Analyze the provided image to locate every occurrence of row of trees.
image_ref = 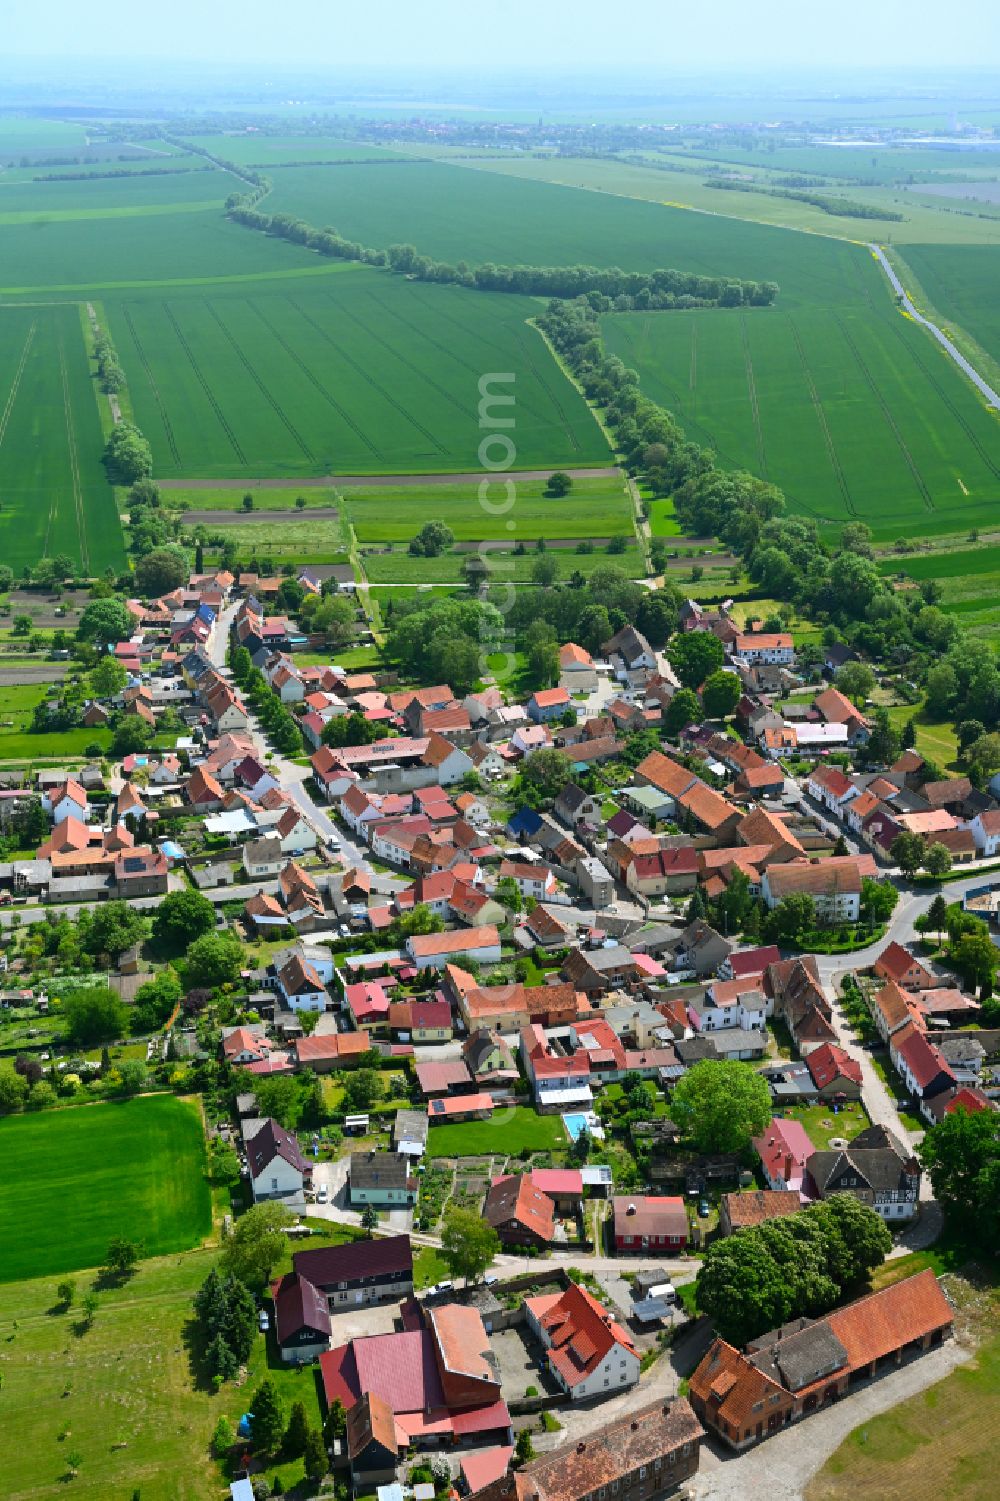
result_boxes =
[226,199,777,309]
[103,421,153,485]
[93,327,125,394]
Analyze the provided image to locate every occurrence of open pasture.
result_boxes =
[603,301,1000,537]
[0,1095,212,1283]
[0,304,124,572]
[108,270,610,478]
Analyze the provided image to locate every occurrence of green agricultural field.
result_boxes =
[0,117,91,158]
[427,1104,567,1158]
[878,544,1000,580]
[346,474,631,541]
[180,131,409,165]
[0,168,228,219]
[261,158,881,309]
[0,304,125,572]
[108,271,610,477]
[668,141,1000,184]
[361,542,646,584]
[603,301,1000,537]
[895,244,1000,387]
[0,1096,212,1282]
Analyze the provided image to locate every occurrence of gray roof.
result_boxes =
[393,1109,429,1146]
[350,1151,411,1190]
[751,1321,849,1392]
[936,1036,985,1065]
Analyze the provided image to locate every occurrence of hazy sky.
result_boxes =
[5,0,1000,71]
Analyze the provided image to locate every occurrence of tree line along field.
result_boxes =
[106,271,610,477]
[0,1095,212,1283]
[602,299,1000,540]
[0,304,125,572]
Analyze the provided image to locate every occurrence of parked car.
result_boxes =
[258,1309,270,1332]
[315,1183,329,1204]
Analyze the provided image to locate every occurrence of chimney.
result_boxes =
[577,1442,586,1454]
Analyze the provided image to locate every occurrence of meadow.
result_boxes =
[0,1096,212,1282]
[106,271,610,477]
[0,303,125,572]
[603,301,1000,537]
[361,541,646,584]
[427,1104,567,1158]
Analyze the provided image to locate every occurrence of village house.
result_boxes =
[806,1124,921,1221]
[293,1234,413,1310]
[612,1195,689,1253]
[526,1281,640,1400]
[348,1151,417,1209]
[246,1118,310,1202]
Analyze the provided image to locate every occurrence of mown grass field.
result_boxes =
[427,1104,567,1158]
[107,271,610,477]
[603,302,1000,537]
[0,1096,212,1282]
[361,542,646,583]
[0,304,125,572]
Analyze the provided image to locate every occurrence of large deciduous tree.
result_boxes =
[669,1059,772,1154]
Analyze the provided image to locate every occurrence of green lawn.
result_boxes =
[0,1096,212,1282]
[427,1104,567,1159]
[777,1100,869,1151]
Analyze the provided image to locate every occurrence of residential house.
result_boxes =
[731,632,794,666]
[348,1151,417,1209]
[890,1023,957,1102]
[806,1042,863,1100]
[502,1399,704,1501]
[345,1392,399,1488]
[526,1281,640,1401]
[612,1195,688,1253]
[761,862,862,923]
[806,1124,921,1222]
[753,1118,814,1198]
[873,942,935,991]
[271,1271,332,1362]
[274,952,328,1012]
[246,1118,310,1202]
[971,810,1000,856]
[407,926,502,971]
[558,641,598,693]
[483,1173,555,1248]
[718,1189,801,1236]
[293,1234,414,1309]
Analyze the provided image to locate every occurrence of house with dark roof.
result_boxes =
[805,1124,921,1222]
[346,1391,400,1488]
[349,1151,417,1208]
[271,1270,332,1362]
[483,1174,555,1247]
[293,1234,414,1309]
[246,1118,310,1202]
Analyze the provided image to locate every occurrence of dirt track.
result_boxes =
[158,466,622,490]
[180,507,340,524]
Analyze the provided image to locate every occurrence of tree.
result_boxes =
[811,1194,892,1287]
[134,546,188,597]
[81,1291,99,1326]
[520,746,572,804]
[891,830,926,879]
[131,970,183,1035]
[242,492,255,512]
[546,472,573,497]
[152,888,216,953]
[323,1399,347,1447]
[77,598,133,646]
[440,1207,500,1283]
[670,1059,772,1154]
[61,986,127,1047]
[342,1068,383,1112]
[118,1059,148,1096]
[762,892,816,945]
[924,663,959,719]
[860,878,899,925]
[967,732,1000,781]
[701,670,741,720]
[86,900,147,959]
[952,927,1000,996]
[222,1202,292,1289]
[103,421,152,483]
[89,655,128,699]
[284,1400,311,1458]
[303,1426,328,1481]
[111,718,153,756]
[924,842,953,879]
[183,930,244,990]
[667,631,724,689]
[249,1378,284,1452]
[866,707,901,766]
[515,1429,536,1464]
[102,1236,141,1278]
[494,876,523,914]
[252,1074,300,1128]
[0,1070,29,1113]
[919,1106,1000,1240]
[212,1415,236,1458]
[834,661,875,703]
[716,868,756,936]
[664,687,701,737]
[531,554,559,589]
[927,893,949,940]
[56,1278,76,1308]
[361,1202,379,1235]
[408,520,455,558]
[695,1227,799,1346]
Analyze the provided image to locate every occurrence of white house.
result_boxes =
[971,810,1000,856]
[730,633,795,666]
[806,765,858,816]
[525,1281,640,1401]
[46,780,88,825]
[274,952,329,1012]
[275,807,318,855]
[692,978,770,1033]
[246,1118,310,1201]
[761,863,861,923]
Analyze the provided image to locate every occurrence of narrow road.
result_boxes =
[870,243,1000,410]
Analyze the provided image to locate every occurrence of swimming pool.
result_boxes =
[563,1111,604,1142]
